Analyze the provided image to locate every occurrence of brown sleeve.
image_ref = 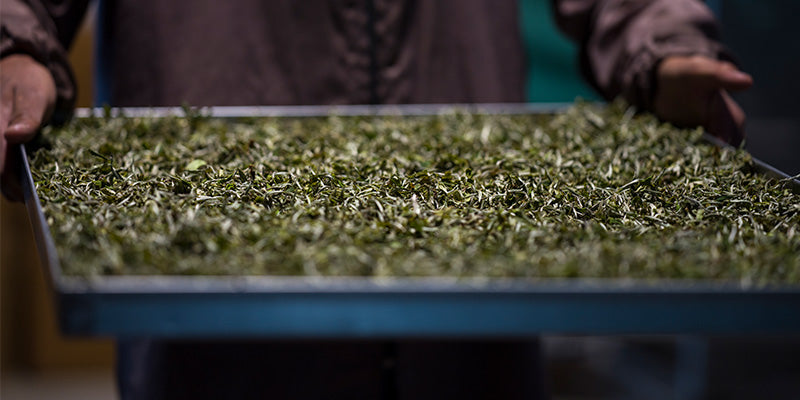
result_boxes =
[552,0,735,111]
[1,0,90,115]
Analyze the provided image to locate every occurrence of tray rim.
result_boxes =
[73,102,574,118]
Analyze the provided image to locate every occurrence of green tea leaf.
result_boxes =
[185,159,207,171]
[31,102,800,283]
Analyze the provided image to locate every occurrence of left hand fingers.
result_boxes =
[691,58,753,92]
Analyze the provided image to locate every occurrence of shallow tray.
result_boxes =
[18,104,800,338]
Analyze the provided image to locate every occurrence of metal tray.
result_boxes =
[17,104,800,338]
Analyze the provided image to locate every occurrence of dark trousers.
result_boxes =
[117,339,544,399]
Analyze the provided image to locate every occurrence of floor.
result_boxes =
[1,369,118,400]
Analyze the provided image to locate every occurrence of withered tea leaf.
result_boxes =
[31,102,800,283]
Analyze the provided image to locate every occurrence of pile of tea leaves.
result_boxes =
[31,102,800,283]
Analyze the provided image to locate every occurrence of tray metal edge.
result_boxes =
[56,286,800,337]
[19,144,65,292]
[21,107,800,336]
[73,103,574,119]
[53,274,800,295]
[703,133,800,193]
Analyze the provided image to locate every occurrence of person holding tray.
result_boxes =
[0,0,752,399]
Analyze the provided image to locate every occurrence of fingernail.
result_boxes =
[730,70,752,82]
[6,121,36,135]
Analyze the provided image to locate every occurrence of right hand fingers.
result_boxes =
[0,54,57,200]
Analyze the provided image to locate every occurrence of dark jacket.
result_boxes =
[2,0,732,110]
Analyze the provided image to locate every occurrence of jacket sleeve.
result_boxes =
[552,0,735,111]
[1,0,90,113]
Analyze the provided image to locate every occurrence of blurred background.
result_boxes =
[721,0,800,176]
[2,1,798,399]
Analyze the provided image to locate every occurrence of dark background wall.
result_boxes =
[722,1,800,175]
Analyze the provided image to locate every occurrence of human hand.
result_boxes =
[653,55,753,146]
[1,54,56,200]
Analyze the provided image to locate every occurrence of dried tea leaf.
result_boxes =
[31,102,800,283]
